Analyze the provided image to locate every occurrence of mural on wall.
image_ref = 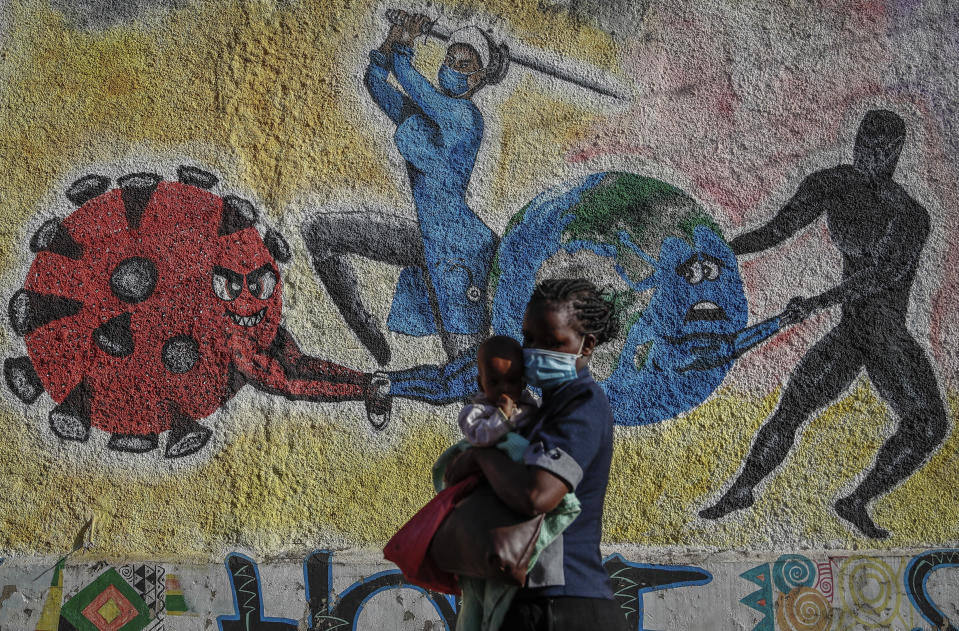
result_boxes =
[740,552,959,631]
[58,567,152,631]
[0,0,958,574]
[490,171,785,426]
[299,12,790,426]
[4,167,391,458]
[28,559,173,631]
[905,550,959,631]
[700,110,950,540]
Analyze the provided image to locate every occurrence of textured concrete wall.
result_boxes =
[0,0,957,629]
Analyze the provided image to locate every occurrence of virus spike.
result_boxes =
[108,432,158,453]
[165,403,212,458]
[29,218,83,260]
[65,174,110,207]
[176,165,219,189]
[92,313,134,357]
[49,381,91,442]
[3,356,44,404]
[110,257,158,304]
[219,196,258,235]
[264,228,292,263]
[161,335,199,374]
[117,172,162,230]
[8,289,83,336]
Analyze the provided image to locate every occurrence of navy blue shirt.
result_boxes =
[521,367,615,599]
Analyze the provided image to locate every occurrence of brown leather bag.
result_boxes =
[428,481,545,585]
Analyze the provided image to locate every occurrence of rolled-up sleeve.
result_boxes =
[522,391,601,491]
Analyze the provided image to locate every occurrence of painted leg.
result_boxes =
[837,331,948,539]
[307,255,392,366]
[300,210,424,366]
[700,325,863,519]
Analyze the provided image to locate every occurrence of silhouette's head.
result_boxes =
[853,109,906,180]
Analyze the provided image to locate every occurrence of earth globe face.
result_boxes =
[490,171,748,426]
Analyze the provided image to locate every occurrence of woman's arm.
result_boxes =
[446,448,569,516]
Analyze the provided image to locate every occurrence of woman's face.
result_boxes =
[522,301,595,369]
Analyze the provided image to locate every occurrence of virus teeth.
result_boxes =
[226,308,266,327]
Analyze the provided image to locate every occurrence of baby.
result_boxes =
[458,335,538,447]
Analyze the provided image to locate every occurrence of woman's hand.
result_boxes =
[444,448,481,485]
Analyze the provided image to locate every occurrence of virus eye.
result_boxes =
[212,266,244,301]
[247,265,277,300]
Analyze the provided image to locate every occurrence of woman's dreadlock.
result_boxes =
[530,278,620,347]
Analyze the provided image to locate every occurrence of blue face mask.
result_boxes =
[438,64,472,97]
[522,339,584,390]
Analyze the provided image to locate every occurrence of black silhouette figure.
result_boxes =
[699,109,949,539]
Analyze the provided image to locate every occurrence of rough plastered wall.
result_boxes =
[0,0,958,629]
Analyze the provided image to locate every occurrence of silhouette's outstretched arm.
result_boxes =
[730,174,827,256]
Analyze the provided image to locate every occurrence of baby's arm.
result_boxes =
[458,402,514,448]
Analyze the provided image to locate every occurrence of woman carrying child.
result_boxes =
[445,278,627,631]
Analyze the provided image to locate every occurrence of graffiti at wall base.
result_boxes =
[0,551,955,630]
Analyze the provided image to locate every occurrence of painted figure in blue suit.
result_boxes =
[302,11,508,409]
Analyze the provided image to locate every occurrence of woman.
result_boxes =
[445,278,627,631]
[302,11,508,404]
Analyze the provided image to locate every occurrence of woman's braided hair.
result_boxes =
[530,278,620,347]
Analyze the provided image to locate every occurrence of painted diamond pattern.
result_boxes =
[81,584,138,631]
[61,568,150,631]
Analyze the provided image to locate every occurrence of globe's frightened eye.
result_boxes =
[677,255,723,284]
[678,259,704,284]
[212,266,244,301]
[702,260,720,281]
[247,265,278,300]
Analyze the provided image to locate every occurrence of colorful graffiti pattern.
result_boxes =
[4,550,955,629]
[740,552,959,631]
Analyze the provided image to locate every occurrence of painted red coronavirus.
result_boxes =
[4,167,390,458]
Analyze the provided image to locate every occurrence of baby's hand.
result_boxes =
[496,393,517,418]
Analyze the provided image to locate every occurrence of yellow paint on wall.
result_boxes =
[1,387,955,560]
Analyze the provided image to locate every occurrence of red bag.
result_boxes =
[383,474,481,595]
